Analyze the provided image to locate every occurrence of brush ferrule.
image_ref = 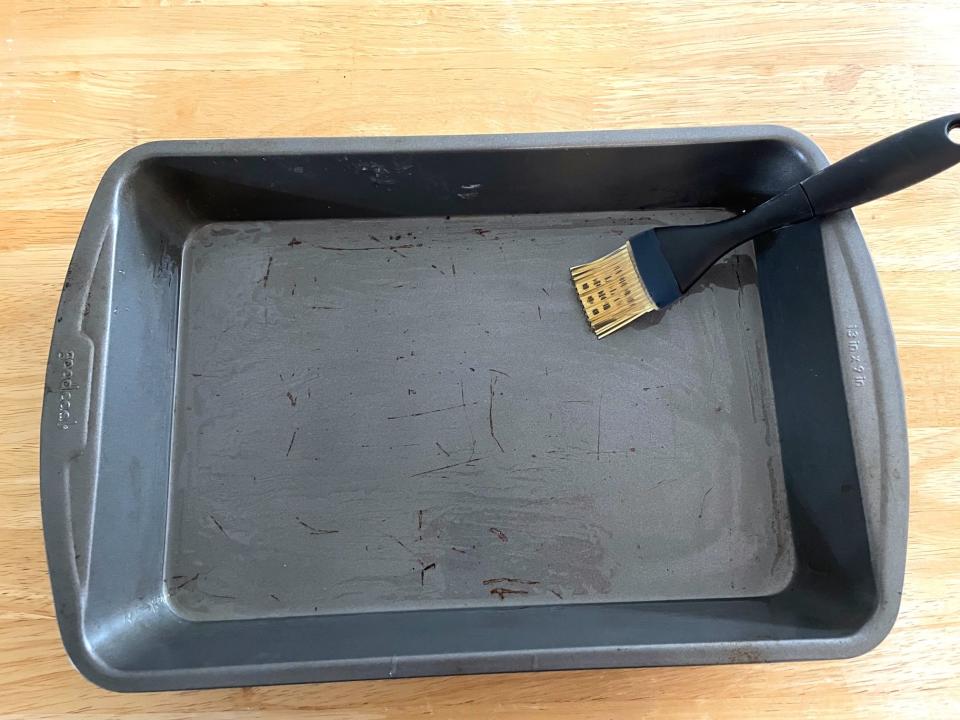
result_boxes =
[626,229,682,307]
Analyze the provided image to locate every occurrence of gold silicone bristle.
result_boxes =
[570,243,658,338]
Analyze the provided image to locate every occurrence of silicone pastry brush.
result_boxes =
[571,114,960,338]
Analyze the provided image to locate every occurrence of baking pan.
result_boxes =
[41,127,908,691]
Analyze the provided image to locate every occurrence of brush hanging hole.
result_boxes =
[949,121,960,145]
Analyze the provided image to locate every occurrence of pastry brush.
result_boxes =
[572,114,960,338]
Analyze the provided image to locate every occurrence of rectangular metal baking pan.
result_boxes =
[41,126,908,691]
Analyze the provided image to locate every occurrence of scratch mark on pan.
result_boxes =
[460,379,477,453]
[209,515,228,537]
[388,402,477,420]
[296,517,339,535]
[596,392,603,461]
[489,377,504,452]
[435,441,450,457]
[410,457,485,478]
[650,477,681,491]
[321,240,421,251]
[481,578,539,586]
[489,527,508,542]
[420,562,436,586]
[286,391,297,407]
[172,572,200,591]
[457,181,481,197]
[488,369,511,377]
[388,535,415,554]
[260,256,273,287]
[490,587,527,600]
[537,305,542,320]
[286,428,298,457]
[698,487,714,519]
[541,287,550,296]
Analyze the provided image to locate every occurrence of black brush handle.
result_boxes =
[801,113,960,215]
[659,114,960,291]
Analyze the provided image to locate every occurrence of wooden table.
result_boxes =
[2,1,959,716]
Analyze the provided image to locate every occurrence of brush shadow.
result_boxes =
[622,253,759,333]
[686,252,758,295]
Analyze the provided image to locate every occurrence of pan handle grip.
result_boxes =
[41,212,113,588]
[801,113,960,216]
[43,229,108,448]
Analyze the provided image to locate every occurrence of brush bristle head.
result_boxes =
[570,243,658,338]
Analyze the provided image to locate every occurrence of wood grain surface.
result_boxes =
[2,0,959,716]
